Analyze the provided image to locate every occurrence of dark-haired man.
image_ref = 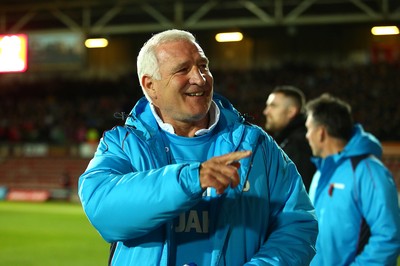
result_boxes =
[306,94,400,265]
[263,86,315,191]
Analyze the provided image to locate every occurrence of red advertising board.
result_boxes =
[6,189,50,202]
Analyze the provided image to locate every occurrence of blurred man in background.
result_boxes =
[263,86,315,191]
[78,29,317,265]
[305,94,400,265]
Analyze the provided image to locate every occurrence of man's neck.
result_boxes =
[171,115,210,137]
[150,101,220,137]
[322,138,347,158]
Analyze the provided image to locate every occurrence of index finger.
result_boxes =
[221,150,252,165]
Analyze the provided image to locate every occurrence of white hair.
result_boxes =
[137,29,197,101]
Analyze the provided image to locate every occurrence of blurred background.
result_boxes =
[0,0,399,201]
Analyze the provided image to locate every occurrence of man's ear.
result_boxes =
[319,126,326,142]
[142,75,157,100]
[287,105,298,120]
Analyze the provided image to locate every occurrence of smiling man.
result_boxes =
[78,29,317,266]
[140,36,213,137]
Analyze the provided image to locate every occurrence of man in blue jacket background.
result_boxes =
[306,94,400,265]
[78,29,318,265]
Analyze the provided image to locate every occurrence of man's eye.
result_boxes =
[200,64,209,71]
[178,67,188,73]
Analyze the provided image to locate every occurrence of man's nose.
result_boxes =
[263,106,270,115]
[189,67,206,85]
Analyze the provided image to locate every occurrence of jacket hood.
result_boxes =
[124,93,245,140]
[342,123,382,159]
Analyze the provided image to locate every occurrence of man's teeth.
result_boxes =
[187,92,204,96]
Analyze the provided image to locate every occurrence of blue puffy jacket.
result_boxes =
[79,95,318,265]
[309,124,400,265]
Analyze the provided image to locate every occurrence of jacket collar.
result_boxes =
[149,101,220,136]
[273,113,306,144]
[125,94,243,141]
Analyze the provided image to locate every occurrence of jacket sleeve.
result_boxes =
[78,127,204,243]
[352,158,400,265]
[245,136,318,265]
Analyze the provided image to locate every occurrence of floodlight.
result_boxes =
[215,32,243,42]
[0,34,28,73]
[85,38,109,48]
[371,26,399,36]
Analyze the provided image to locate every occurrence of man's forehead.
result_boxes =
[266,93,276,104]
[267,93,286,105]
[306,113,316,126]
[157,40,207,60]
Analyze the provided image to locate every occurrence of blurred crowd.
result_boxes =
[0,62,399,145]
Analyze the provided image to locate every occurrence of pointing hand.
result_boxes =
[199,150,251,194]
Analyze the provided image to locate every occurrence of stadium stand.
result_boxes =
[0,63,399,199]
